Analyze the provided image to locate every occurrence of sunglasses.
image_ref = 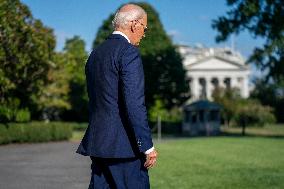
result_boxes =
[134,19,148,33]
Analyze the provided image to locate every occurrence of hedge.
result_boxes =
[0,122,73,145]
[149,121,182,135]
[0,125,10,144]
[71,122,88,131]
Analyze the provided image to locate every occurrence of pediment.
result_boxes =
[186,56,246,70]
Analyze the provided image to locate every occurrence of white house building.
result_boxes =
[179,45,250,101]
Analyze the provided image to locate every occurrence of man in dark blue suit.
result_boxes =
[76,4,158,189]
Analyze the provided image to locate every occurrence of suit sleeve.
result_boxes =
[120,46,153,153]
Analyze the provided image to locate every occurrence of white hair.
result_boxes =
[112,4,146,29]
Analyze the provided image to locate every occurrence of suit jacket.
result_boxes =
[76,34,153,158]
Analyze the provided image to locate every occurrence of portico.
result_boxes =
[188,72,249,100]
[179,45,250,101]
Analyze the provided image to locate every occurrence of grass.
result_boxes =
[71,124,284,142]
[72,125,284,188]
[221,124,284,137]
[71,130,85,141]
[150,137,284,189]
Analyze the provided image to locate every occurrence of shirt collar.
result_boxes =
[112,31,130,43]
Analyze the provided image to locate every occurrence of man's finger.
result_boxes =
[144,157,151,167]
[144,157,157,169]
[144,158,151,168]
[147,160,155,169]
[144,150,158,168]
[147,161,156,169]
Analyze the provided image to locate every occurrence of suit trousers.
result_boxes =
[88,156,150,189]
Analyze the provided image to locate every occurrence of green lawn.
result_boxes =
[71,130,85,141]
[221,124,284,137]
[150,137,284,189]
[72,125,284,188]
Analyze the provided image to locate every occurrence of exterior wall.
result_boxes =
[182,121,220,136]
[182,109,221,136]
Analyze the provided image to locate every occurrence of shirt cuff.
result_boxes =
[144,146,155,155]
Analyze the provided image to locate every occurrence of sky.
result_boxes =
[21,0,264,79]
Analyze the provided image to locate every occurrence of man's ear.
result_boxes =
[130,21,137,33]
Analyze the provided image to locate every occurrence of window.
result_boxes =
[199,110,204,122]
[185,112,191,123]
[210,110,219,121]
[191,111,197,123]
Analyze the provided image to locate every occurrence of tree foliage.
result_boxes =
[148,98,182,123]
[93,15,114,48]
[0,0,56,120]
[251,78,284,122]
[0,98,31,123]
[212,87,275,130]
[62,36,88,121]
[92,2,189,109]
[234,99,275,135]
[37,52,72,120]
[212,87,241,127]
[212,0,284,82]
[37,36,88,121]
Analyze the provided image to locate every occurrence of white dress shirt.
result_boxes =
[112,31,130,43]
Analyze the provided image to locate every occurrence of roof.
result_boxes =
[186,55,249,70]
[178,45,249,71]
[183,100,222,111]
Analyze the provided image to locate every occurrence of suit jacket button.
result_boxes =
[137,140,142,147]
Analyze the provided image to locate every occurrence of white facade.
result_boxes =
[179,45,250,101]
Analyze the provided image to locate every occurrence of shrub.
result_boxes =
[234,100,276,127]
[0,98,31,123]
[50,122,73,140]
[15,109,31,123]
[8,123,52,143]
[0,124,10,144]
[70,122,88,131]
[149,121,182,134]
[0,106,14,123]
[149,98,182,123]
[8,123,28,143]
[25,122,52,142]
[0,122,73,144]
[232,100,276,136]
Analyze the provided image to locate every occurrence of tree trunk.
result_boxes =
[241,120,246,136]
[225,118,230,128]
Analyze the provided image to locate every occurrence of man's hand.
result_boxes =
[144,149,158,169]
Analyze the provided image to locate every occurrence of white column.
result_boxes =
[205,77,212,100]
[218,76,225,89]
[243,76,249,98]
[191,77,199,100]
[231,77,237,89]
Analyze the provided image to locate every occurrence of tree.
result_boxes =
[92,15,114,48]
[212,87,241,127]
[148,98,169,123]
[234,99,276,135]
[0,0,56,120]
[212,0,284,83]
[37,52,72,120]
[93,2,189,109]
[212,87,275,133]
[62,36,88,121]
[251,78,284,122]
